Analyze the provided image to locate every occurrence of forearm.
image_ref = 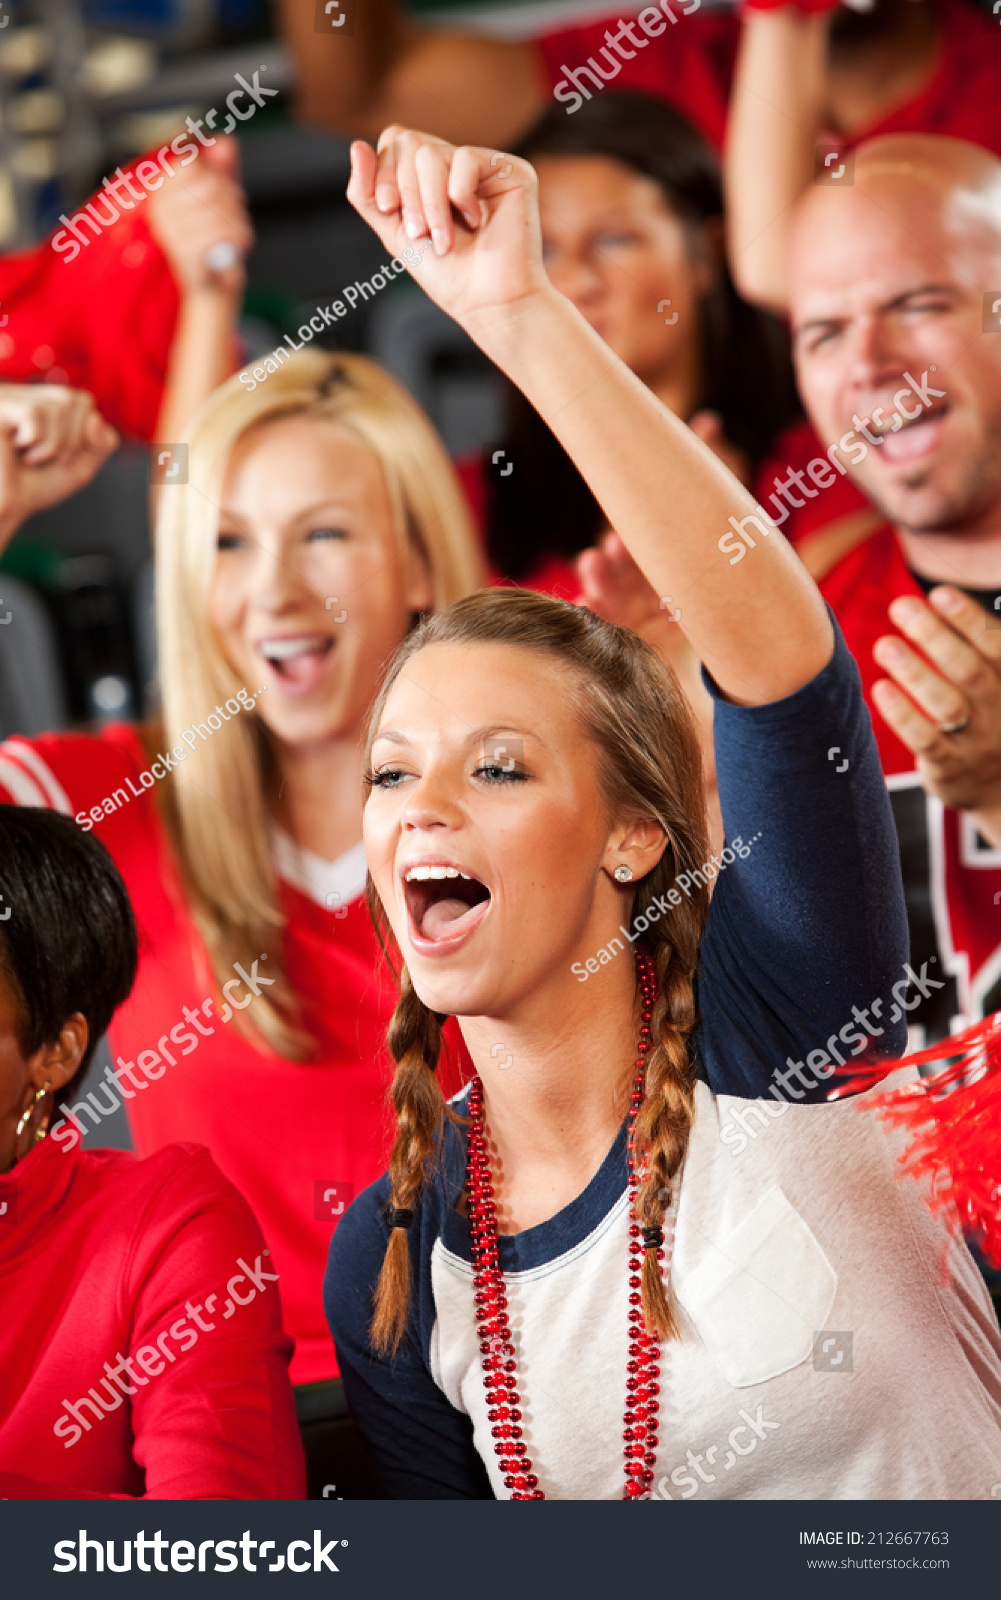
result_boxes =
[154,288,239,445]
[725,9,828,311]
[279,0,544,146]
[280,0,408,135]
[467,287,832,704]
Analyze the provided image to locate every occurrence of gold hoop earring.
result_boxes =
[14,1081,51,1159]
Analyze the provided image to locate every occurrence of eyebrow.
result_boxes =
[372,723,540,749]
[219,499,356,526]
[794,282,963,340]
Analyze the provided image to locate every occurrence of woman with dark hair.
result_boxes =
[0,806,305,1499]
[318,126,1001,1501]
[472,91,870,597]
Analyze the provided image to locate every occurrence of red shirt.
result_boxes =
[820,525,1001,1041]
[0,726,467,1384]
[538,0,1001,157]
[0,1135,305,1498]
[0,155,196,441]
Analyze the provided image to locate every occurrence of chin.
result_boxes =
[260,699,355,747]
[403,957,495,1022]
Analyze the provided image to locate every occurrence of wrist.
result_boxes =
[176,278,244,308]
[462,283,581,370]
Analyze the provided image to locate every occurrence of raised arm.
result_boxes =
[277,0,546,147]
[347,129,832,706]
[147,136,251,446]
[724,6,831,312]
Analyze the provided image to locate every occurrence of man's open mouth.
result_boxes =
[869,403,949,465]
[403,862,491,945]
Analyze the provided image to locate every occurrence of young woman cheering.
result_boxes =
[323,129,1001,1498]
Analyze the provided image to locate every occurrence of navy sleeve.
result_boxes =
[324,1176,492,1500]
[694,614,909,1101]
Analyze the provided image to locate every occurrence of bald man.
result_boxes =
[776,134,1001,1049]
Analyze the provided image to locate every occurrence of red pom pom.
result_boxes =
[862,1013,1001,1266]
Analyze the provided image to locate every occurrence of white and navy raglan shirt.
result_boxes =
[325,624,1001,1498]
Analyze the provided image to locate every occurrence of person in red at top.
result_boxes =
[0,133,250,443]
[278,0,1001,167]
[0,805,306,1500]
[0,349,483,1442]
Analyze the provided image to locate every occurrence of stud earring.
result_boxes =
[614,864,633,884]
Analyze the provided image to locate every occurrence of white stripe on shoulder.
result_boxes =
[0,752,48,807]
[0,740,72,813]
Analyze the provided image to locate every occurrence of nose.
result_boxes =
[844,313,910,395]
[246,533,314,614]
[545,242,604,308]
[400,762,465,835]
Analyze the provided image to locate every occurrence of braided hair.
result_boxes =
[365,589,710,1354]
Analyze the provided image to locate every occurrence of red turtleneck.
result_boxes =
[0,1135,306,1499]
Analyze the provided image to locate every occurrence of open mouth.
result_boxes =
[869,404,949,466]
[256,634,334,693]
[403,862,491,948]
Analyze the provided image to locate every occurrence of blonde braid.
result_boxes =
[632,940,700,1341]
[370,971,450,1355]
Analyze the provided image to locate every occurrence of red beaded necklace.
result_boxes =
[466,950,663,1500]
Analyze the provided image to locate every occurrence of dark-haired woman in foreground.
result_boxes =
[0,808,305,1499]
[324,128,1001,1499]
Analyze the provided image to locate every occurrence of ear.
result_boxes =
[604,817,669,884]
[26,1012,89,1098]
[404,537,434,615]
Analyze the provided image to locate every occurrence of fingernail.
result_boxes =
[930,586,963,615]
[376,186,396,212]
[432,227,450,257]
[404,212,425,240]
[877,639,905,663]
[890,595,922,622]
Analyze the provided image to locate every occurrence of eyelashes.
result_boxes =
[364,765,530,789]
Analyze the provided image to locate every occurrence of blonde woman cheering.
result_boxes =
[0,351,482,1406]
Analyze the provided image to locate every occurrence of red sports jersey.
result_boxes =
[820,526,1001,1044]
[538,0,1001,158]
[0,725,467,1385]
[0,1136,305,1498]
